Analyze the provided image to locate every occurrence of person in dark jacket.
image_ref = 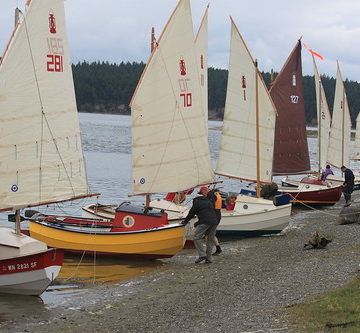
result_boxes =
[207,188,223,255]
[341,165,355,207]
[183,186,218,264]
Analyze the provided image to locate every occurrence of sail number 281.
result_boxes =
[46,37,64,72]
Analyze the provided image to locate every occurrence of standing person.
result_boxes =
[182,187,218,264]
[341,165,355,207]
[321,164,334,181]
[208,188,223,255]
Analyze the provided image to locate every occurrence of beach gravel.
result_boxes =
[1,198,360,333]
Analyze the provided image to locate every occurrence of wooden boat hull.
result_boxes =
[278,185,343,206]
[0,248,63,296]
[84,197,291,238]
[29,221,186,259]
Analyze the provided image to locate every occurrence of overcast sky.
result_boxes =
[1,0,360,81]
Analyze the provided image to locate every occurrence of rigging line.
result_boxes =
[21,10,77,199]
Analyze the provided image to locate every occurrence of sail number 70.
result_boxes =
[179,78,192,107]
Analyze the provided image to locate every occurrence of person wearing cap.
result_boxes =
[341,165,355,207]
[182,186,218,264]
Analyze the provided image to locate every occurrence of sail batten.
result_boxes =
[215,18,276,184]
[270,41,311,175]
[130,0,213,194]
[0,0,89,210]
[327,62,352,168]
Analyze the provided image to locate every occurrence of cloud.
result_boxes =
[0,0,359,81]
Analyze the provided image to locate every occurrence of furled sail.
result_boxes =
[0,0,89,211]
[270,41,311,175]
[313,55,331,171]
[130,0,213,194]
[215,18,276,184]
[353,112,360,160]
[327,62,352,168]
[194,5,209,129]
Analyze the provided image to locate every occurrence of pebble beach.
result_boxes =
[1,196,360,333]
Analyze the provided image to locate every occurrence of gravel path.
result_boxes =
[1,198,360,333]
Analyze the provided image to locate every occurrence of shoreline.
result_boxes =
[1,197,360,332]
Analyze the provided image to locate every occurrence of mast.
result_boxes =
[255,59,260,198]
[318,75,322,173]
[151,27,155,53]
[15,210,21,235]
[342,84,345,167]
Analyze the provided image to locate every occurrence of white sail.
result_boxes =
[327,62,352,168]
[313,56,331,171]
[215,18,276,184]
[195,5,209,129]
[0,0,88,211]
[354,112,360,159]
[130,0,213,194]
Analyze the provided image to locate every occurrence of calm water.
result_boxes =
[0,113,354,313]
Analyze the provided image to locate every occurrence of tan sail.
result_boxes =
[313,55,331,171]
[327,62,352,168]
[354,112,360,160]
[0,0,89,211]
[195,4,209,129]
[215,18,276,184]
[130,0,213,194]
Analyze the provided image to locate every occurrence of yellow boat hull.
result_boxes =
[29,221,185,259]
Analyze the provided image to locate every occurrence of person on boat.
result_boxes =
[341,166,355,207]
[182,186,218,264]
[321,165,334,181]
[225,196,236,210]
[208,188,223,256]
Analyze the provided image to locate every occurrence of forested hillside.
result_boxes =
[72,61,360,126]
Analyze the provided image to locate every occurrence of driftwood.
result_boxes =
[304,231,332,249]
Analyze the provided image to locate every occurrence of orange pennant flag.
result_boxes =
[301,40,324,60]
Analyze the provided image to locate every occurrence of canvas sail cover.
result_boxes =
[313,56,331,171]
[130,0,213,194]
[194,5,209,129]
[353,112,360,160]
[270,41,311,175]
[327,62,352,168]
[0,0,88,211]
[215,18,276,184]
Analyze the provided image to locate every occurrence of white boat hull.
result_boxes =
[0,265,62,296]
[0,227,64,296]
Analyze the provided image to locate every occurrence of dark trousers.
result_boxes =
[343,184,354,201]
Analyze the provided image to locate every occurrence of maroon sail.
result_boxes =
[270,40,311,175]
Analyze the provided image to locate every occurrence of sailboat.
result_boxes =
[0,1,72,295]
[83,2,213,231]
[212,17,291,235]
[270,41,342,206]
[29,0,214,256]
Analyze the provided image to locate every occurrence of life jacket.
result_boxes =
[214,192,222,210]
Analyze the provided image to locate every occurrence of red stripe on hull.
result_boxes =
[0,249,64,275]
